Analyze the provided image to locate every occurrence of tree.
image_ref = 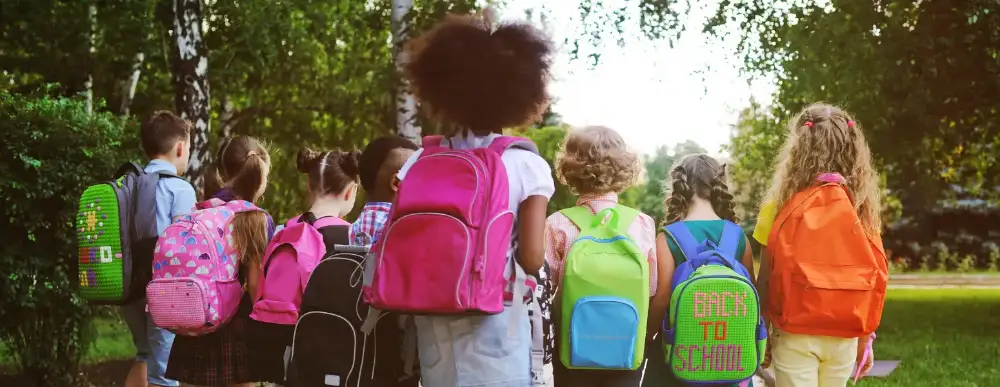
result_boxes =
[680,0,1000,215]
[724,99,785,226]
[168,0,211,194]
[392,0,420,143]
[0,90,137,386]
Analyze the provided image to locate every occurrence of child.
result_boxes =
[390,8,555,387]
[753,103,884,387]
[349,136,419,245]
[644,154,757,387]
[122,111,196,387]
[545,125,661,387]
[165,135,274,387]
[298,147,362,249]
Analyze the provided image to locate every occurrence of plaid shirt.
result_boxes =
[545,193,659,294]
[349,202,392,245]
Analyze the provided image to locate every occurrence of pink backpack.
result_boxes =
[250,214,348,325]
[363,135,538,315]
[147,199,261,336]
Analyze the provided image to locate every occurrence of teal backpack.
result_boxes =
[558,205,650,370]
[661,221,766,385]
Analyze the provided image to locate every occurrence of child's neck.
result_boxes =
[368,190,394,203]
[310,198,346,219]
[685,197,721,221]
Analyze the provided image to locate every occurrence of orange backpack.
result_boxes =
[766,181,888,338]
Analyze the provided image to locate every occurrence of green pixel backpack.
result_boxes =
[76,162,178,304]
[558,205,650,370]
[661,221,766,384]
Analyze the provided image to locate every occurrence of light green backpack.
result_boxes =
[558,205,650,370]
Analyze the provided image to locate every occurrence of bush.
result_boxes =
[0,89,136,386]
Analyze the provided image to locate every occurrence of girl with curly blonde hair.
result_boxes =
[545,126,662,386]
[753,103,883,387]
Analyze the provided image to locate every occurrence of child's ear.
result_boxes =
[175,141,184,158]
[390,174,401,193]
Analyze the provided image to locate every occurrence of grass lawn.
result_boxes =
[0,315,134,370]
[3,289,1000,387]
[858,288,1000,387]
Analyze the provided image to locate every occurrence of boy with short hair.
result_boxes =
[122,111,197,387]
[349,135,419,245]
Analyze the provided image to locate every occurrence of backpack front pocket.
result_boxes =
[147,278,208,330]
[784,263,876,335]
[569,296,639,369]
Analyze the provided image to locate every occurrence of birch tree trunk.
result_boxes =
[391,0,420,143]
[84,3,97,115]
[171,0,211,193]
[119,52,145,116]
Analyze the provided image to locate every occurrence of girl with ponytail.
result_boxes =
[292,147,362,249]
[643,154,757,387]
[166,135,275,387]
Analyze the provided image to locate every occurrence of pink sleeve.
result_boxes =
[544,217,567,290]
[641,214,659,294]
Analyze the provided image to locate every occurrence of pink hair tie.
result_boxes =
[847,120,856,128]
[804,121,814,128]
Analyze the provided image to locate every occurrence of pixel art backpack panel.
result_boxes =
[147,199,261,336]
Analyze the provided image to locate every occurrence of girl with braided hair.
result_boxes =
[643,154,757,387]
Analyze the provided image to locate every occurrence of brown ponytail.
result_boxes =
[214,136,271,202]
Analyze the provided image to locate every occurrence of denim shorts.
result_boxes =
[121,297,179,387]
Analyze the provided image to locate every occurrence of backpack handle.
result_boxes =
[559,205,638,234]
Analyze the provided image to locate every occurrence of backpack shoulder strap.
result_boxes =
[422,135,445,148]
[114,162,144,178]
[663,222,701,261]
[312,216,348,229]
[558,206,595,231]
[487,136,539,155]
[716,220,743,263]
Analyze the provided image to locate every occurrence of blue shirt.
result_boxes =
[144,160,197,234]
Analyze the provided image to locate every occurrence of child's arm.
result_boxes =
[517,195,548,275]
[758,248,772,328]
[741,236,757,286]
[649,233,675,337]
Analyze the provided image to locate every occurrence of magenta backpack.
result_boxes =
[147,199,261,336]
[363,135,538,315]
[250,214,349,325]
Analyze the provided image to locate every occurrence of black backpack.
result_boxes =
[285,244,418,387]
[76,162,179,305]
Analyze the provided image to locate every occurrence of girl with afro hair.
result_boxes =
[395,8,556,387]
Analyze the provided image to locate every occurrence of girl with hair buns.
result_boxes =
[391,7,556,387]
[642,154,757,387]
[166,135,275,387]
[292,147,362,250]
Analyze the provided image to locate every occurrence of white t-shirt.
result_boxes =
[397,131,555,387]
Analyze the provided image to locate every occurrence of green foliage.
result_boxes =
[633,141,707,225]
[0,90,135,386]
[511,126,576,214]
[724,99,785,227]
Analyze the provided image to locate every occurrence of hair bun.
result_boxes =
[339,150,362,178]
[296,148,323,173]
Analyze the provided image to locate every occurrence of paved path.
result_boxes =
[889,273,1000,288]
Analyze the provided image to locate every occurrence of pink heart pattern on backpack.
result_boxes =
[147,199,261,336]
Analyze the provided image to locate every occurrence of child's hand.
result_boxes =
[762,338,773,368]
[853,333,876,383]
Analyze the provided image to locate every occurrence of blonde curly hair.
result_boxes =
[763,102,882,235]
[556,126,641,195]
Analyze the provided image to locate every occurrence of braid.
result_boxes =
[709,165,740,223]
[664,166,692,224]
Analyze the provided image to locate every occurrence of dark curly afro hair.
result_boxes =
[404,9,553,133]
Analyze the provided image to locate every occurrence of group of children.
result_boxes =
[111,9,885,387]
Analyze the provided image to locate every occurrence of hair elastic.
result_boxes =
[804,121,814,128]
[847,120,855,128]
